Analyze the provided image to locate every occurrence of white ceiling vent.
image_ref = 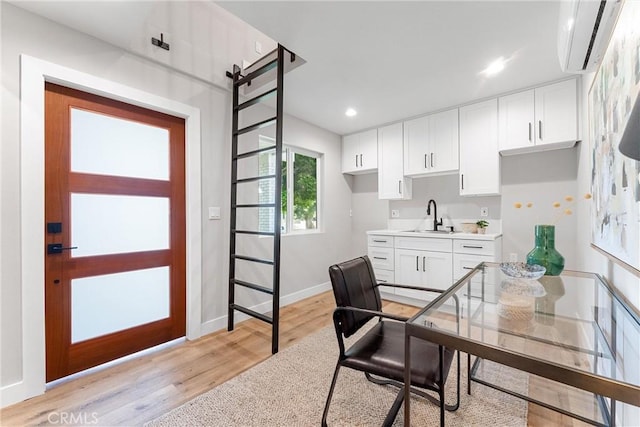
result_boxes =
[557,0,623,73]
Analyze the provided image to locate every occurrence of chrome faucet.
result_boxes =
[426,199,443,232]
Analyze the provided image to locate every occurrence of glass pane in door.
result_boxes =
[71,193,169,257]
[71,266,170,343]
[70,108,169,180]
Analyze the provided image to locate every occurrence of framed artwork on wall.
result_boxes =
[589,0,640,276]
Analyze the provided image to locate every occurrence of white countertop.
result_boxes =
[367,229,502,240]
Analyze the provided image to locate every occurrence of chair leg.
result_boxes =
[382,387,405,427]
[321,363,341,427]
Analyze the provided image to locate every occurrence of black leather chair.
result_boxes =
[322,255,459,426]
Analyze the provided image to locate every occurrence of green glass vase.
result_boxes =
[526,225,564,276]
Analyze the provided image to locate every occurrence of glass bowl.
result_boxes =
[499,262,546,280]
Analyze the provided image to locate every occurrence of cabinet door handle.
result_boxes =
[355,154,358,168]
[424,154,428,169]
[462,245,483,249]
[398,180,402,194]
[528,122,532,141]
[416,256,419,271]
[538,120,542,140]
[378,279,388,283]
[461,174,464,190]
[372,239,387,243]
[422,256,426,272]
[360,154,363,167]
[373,256,387,260]
[463,266,474,270]
[430,153,434,168]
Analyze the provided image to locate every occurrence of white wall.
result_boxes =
[389,174,501,229]
[350,173,388,257]
[1,2,350,398]
[500,148,579,267]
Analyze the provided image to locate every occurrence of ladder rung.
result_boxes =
[234,174,276,184]
[235,145,276,160]
[235,116,277,136]
[233,203,275,209]
[231,279,274,295]
[231,304,273,324]
[235,58,278,87]
[237,88,278,111]
[233,229,275,236]
[232,254,274,265]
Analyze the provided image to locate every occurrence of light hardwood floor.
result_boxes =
[1,291,591,426]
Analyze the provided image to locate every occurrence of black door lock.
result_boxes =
[47,243,78,254]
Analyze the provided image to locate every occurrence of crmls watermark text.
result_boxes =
[47,411,99,425]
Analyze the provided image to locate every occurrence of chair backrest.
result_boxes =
[328,256,382,338]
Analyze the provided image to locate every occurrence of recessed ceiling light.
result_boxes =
[345,108,357,117]
[482,57,506,76]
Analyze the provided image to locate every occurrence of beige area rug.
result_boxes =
[147,325,528,426]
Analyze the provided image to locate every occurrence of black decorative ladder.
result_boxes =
[227,44,298,354]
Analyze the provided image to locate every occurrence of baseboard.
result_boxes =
[200,281,331,336]
[0,380,26,409]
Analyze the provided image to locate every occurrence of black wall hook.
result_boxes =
[151,33,170,51]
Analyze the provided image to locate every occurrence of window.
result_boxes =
[258,137,322,234]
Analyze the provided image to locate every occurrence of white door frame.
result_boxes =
[7,55,202,406]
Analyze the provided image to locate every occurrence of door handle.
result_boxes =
[47,243,78,254]
[424,154,427,169]
[360,154,363,167]
[430,153,434,168]
[416,256,419,271]
[355,154,358,168]
[422,256,426,272]
[528,122,532,141]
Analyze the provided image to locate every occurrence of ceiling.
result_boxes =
[217,1,569,135]
[11,1,570,136]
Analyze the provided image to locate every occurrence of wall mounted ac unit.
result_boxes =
[557,0,623,73]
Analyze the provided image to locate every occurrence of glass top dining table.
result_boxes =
[403,262,640,426]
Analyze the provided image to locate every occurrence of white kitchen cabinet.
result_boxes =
[368,235,395,289]
[459,99,500,196]
[341,128,378,174]
[394,248,453,301]
[378,122,412,200]
[499,79,578,153]
[367,231,502,304]
[404,108,459,177]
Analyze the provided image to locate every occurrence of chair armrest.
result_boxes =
[333,306,409,323]
[376,282,445,294]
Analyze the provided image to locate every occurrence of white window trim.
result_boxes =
[258,137,323,235]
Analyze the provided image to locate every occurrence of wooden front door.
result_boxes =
[44,83,186,381]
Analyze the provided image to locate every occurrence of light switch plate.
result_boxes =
[208,207,221,220]
[391,209,400,218]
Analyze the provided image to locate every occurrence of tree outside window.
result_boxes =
[258,138,321,234]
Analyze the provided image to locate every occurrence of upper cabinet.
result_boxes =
[459,99,500,196]
[403,108,459,177]
[378,123,412,200]
[341,129,378,174]
[498,79,578,153]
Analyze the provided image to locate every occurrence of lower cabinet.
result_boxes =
[368,233,502,305]
[394,248,453,300]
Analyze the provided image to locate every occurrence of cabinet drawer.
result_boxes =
[453,253,492,281]
[395,236,452,253]
[368,247,394,270]
[373,269,394,285]
[368,235,394,248]
[453,239,495,256]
